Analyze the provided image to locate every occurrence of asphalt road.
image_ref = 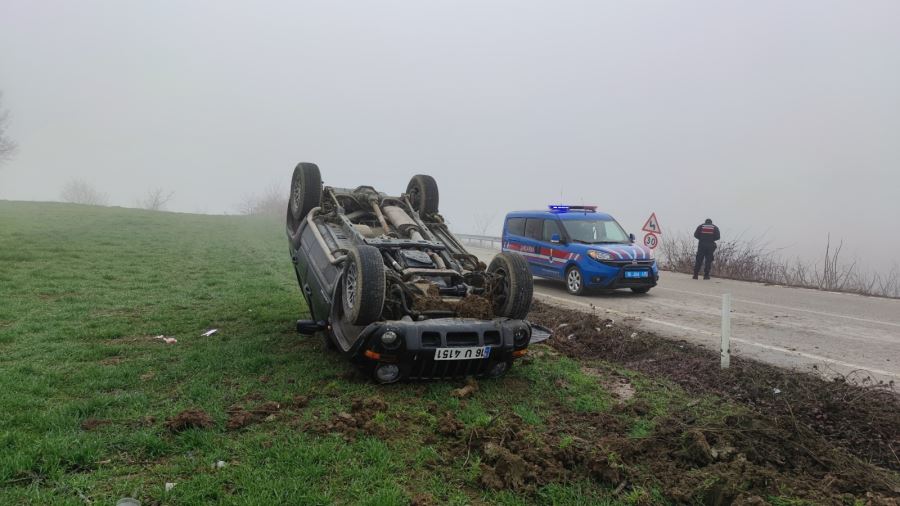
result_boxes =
[467,245,900,383]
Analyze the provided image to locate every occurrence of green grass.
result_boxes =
[0,201,739,504]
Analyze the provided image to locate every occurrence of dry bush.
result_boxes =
[0,92,17,165]
[659,233,899,298]
[238,183,287,217]
[60,179,109,206]
[138,188,175,211]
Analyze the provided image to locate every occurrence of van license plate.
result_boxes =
[625,271,649,279]
[434,346,491,360]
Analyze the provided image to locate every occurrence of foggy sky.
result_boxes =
[2,1,898,265]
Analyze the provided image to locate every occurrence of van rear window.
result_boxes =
[506,218,526,236]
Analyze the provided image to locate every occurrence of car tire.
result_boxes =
[341,245,386,326]
[487,252,533,320]
[405,174,439,215]
[565,266,586,296]
[630,287,651,294]
[287,162,322,234]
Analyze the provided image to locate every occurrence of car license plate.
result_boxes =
[434,346,491,361]
[625,270,649,279]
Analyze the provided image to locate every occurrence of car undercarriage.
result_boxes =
[285,163,539,383]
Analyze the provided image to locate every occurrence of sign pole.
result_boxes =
[721,293,731,369]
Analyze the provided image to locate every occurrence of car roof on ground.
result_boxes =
[504,210,615,221]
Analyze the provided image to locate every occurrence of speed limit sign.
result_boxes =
[643,233,659,249]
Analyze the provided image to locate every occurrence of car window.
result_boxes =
[543,220,561,242]
[562,219,630,244]
[506,217,526,237]
[524,218,543,240]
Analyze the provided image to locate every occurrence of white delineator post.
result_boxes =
[721,293,731,369]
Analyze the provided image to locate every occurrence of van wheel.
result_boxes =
[341,245,386,326]
[565,266,586,295]
[487,252,533,319]
[287,162,322,233]
[631,287,651,294]
[406,175,439,215]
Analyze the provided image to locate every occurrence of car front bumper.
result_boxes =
[352,318,532,381]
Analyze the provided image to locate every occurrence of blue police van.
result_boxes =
[501,206,659,295]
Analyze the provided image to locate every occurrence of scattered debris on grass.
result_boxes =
[164,482,176,492]
[153,335,177,344]
[200,328,218,337]
[165,409,213,432]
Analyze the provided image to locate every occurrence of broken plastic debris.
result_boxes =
[213,460,227,469]
[116,499,141,506]
[773,388,782,395]
[630,332,638,338]
[154,335,177,344]
[201,329,218,337]
[165,482,176,492]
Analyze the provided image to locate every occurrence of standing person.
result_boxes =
[693,218,720,279]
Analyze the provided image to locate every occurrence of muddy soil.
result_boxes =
[314,397,390,441]
[165,409,214,432]
[527,300,900,474]
[433,397,899,504]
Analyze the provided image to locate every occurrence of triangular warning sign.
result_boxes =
[642,213,662,234]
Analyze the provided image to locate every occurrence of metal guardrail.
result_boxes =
[455,233,503,249]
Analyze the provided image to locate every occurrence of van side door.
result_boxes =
[541,218,566,279]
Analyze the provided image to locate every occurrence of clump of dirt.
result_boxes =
[456,295,493,319]
[317,397,390,440]
[165,409,213,432]
[226,401,284,430]
[81,418,110,431]
[527,300,900,473]
[414,285,453,312]
[451,377,479,399]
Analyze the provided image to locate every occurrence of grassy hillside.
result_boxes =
[1,201,896,505]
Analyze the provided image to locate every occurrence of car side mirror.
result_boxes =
[629,233,636,243]
[550,234,561,244]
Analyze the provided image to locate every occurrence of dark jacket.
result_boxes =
[694,223,720,249]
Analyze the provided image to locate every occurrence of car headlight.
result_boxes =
[381,330,399,347]
[587,250,613,261]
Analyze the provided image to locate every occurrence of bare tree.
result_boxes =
[0,92,18,165]
[473,211,497,236]
[138,188,175,211]
[60,179,109,206]
[238,182,287,217]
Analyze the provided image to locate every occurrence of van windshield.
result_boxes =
[562,219,630,244]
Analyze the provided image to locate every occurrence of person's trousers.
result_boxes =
[694,246,715,277]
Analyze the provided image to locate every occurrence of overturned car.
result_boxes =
[286,163,539,383]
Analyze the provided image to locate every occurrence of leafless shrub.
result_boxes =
[473,211,497,236]
[659,233,899,298]
[238,183,287,217]
[60,179,109,206]
[138,188,175,211]
[0,92,18,165]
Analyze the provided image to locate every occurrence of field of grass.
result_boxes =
[1,201,894,505]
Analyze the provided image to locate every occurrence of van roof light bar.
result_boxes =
[548,205,597,213]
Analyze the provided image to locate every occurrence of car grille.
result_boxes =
[600,259,654,267]
[407,355,492,380]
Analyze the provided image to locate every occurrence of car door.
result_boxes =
[523,218,559,277]
[541,219,565,279]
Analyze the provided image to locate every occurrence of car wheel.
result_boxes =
[287,162,322,234]
[341,245,386,326]
[405,174,439,215]
[631,287,651,294]
[565,266,586,295]
[487,252,533,319]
